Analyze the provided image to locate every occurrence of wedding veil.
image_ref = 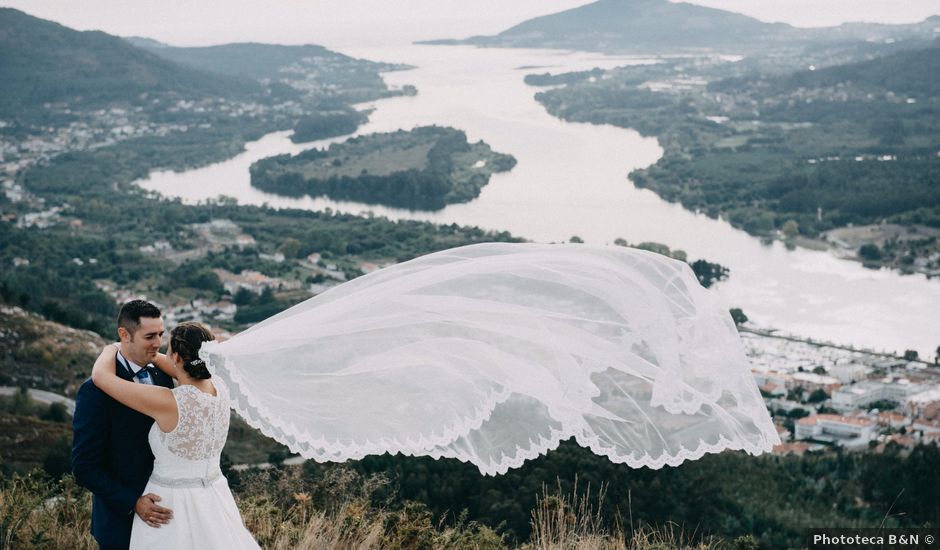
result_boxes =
[200,242,780,475]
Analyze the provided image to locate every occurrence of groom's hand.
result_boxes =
[135,493,172,528]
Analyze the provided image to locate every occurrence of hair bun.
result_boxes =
[184,358,212,380]
[171,322,215,380]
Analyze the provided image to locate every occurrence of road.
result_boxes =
[0,386,76,415]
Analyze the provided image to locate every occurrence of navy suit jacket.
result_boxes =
[71,352,174,548]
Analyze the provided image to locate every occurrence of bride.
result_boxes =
[93,241,779,545]
[91,322,260,549]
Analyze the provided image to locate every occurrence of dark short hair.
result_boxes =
[117,300,162,333]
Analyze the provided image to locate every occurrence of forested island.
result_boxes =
[531,40,940,275]
[250,126,517,210]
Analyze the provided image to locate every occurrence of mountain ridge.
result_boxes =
[0,8,261,117]
[422,0,940,53]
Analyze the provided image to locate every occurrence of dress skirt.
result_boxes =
[129,475,260,550]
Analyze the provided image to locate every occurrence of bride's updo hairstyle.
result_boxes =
[170,322,215,380]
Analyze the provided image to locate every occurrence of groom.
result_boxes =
[72,300,176,549]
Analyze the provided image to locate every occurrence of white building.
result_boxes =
[828,363,870,384]
[830,380,919,412]
[795,414,876,448]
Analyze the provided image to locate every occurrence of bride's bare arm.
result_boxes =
[151,352,176,379]
[91,344,178,431]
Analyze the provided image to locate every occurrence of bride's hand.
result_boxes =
[91,343,120,384]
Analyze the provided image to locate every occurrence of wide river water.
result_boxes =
[137,44,940,358]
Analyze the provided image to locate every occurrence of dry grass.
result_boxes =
[0,469,746,550]
[521,478,730,550]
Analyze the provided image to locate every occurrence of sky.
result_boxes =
[1,0,938,49]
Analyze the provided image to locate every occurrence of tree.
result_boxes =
[279,237,302,259]
[568,236,583,243]
[903,349,919,362]
[41,402,68,423]
[787,407,809,418]
[807,389,829,404]
[936,345,940,364]
[233,287,255,306]
[859,244,882,261]
[613,238,628,247]
[691,259,729,288]
[782,219,799,240]
[812,366,827,375]
[729,307,748,325]
[636,242,671,256]
[787,386,805,402]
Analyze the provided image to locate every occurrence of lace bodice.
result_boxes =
[148,379,230,484]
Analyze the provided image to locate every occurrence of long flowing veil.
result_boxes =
[200,242,779,475]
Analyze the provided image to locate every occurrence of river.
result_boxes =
[136,44,940,359]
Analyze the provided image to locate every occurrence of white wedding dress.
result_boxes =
[130,378,259,549]
[200,243,780,476]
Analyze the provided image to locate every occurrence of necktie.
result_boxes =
[134,366,155,385]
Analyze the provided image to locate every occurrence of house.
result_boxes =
[789,372,841,395]
[875,411,908,429]
[214,269,279,295]
[760,381,786,397]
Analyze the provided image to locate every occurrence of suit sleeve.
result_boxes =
[71,380,139,514]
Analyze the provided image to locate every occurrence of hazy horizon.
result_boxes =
[1,0,938,50]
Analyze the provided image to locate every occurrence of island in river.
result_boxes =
[249,126,517,210]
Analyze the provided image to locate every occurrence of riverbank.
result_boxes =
[530,48,940,278]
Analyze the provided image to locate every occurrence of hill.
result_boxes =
[712,37,940,100]
[427,0,940,54]
[489,0,791,50]
[0,306,107,395]
[0,8,261,118]
[126,39,410,104]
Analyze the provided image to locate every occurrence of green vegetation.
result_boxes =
[291,108,368,143]
[613,238,728,288]
[251,126,517,210]
[729,308,748,325]
[524,68,604,86]
[533,42,940,274]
